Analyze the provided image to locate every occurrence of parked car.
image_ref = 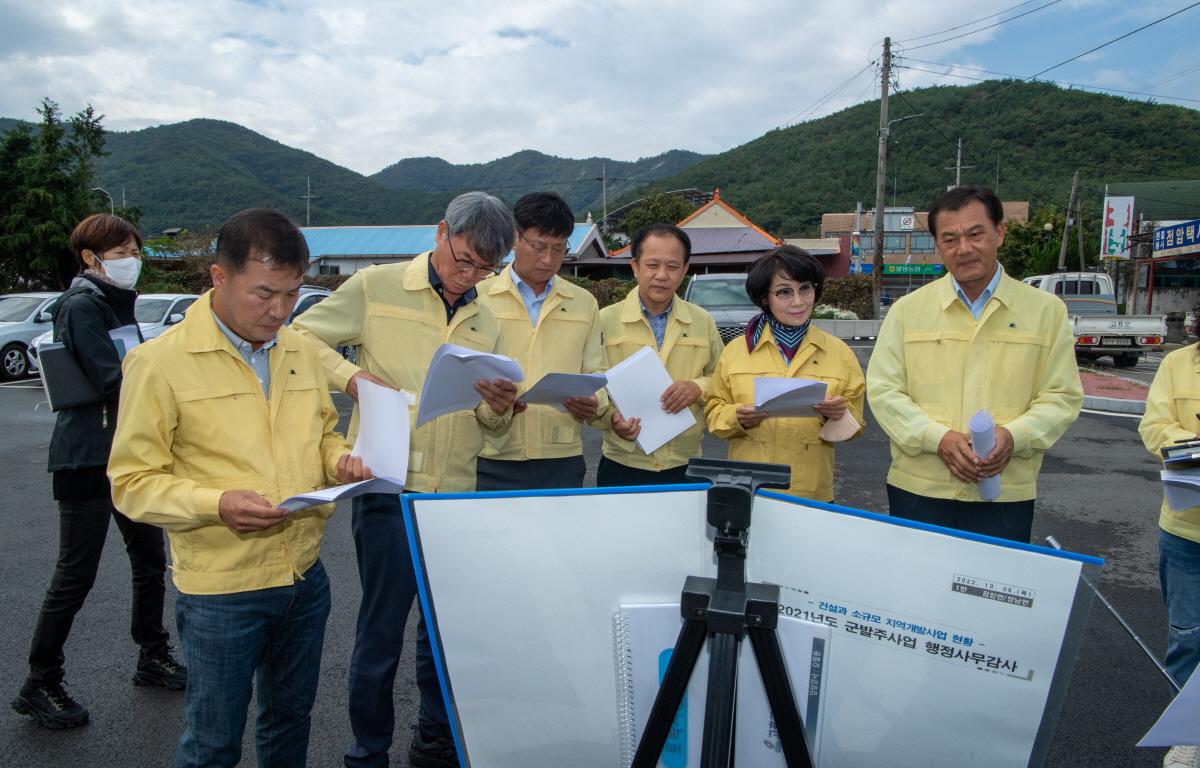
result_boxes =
[0,293,60,380]
[135,293,200,340]
[682,274,757,344]
[290,285,331,324]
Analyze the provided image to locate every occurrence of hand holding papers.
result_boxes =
[520,372,607,411]
[603,346,695,454]
[753,377,829,416]
[969,410,1002,501]
[416,343,524,427]
[280,380,413,512]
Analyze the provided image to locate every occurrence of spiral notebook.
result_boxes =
[613,602,830,768]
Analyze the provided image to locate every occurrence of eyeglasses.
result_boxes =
[771,283,816,302]
[446,234,500,278]
[520,232,570,258]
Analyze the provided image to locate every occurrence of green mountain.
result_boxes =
[88,119,450,233]
[370,149,708,220]
[619,81,1200,236]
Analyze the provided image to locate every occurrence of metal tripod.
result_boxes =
[631,458,816,768]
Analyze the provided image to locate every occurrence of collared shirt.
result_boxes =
[427,257,477,323]
[211,310,276,397]
[950,264,1004,320]
[511,269,553,327]
[638,295,672,349]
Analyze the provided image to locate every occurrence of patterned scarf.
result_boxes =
[746,312,811,364]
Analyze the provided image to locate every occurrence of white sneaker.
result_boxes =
[1164,745,1200,768]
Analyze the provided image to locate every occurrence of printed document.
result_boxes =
[415,343,524,427]
[754,377,828,416]
[281,380,412,512]
[604,346,695,454]
[521,372,607,411]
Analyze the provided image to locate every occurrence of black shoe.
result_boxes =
[11,681,90,729]
[407,726,459,768]
[134,647,188,690]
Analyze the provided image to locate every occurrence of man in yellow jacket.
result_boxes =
[475,192,605,490]
[867,185,1082,542]
[109,208,371,768]
[597,223,725,485]
[292,192,518,768]
[1139,344,1200,768]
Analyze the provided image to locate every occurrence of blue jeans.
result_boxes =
[1160,529,1200,689]
[175,559,331,768]
[345,493,447,768]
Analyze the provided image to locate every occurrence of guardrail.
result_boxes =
[812,319,883,339]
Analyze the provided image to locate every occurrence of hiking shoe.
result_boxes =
[134,647,187,690]
[1165,746,1200,768]
[11,681,89,729]
[408,726,459,768]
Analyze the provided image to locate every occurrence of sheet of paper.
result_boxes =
[970,410,1001,501]
[109,324,142,360]
[281,381,414,512]
[1138,663,1200,746]
[521,372,607,411]
[1162,469,1200,511]
[753,377,828,416]
[416,343,524,427]
[603,346,695,454]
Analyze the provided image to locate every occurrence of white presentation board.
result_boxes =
[404,485,1100,768]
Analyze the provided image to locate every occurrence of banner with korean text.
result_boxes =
[1101,196,1135,259]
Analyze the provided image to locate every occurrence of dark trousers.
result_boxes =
[886,484,1036,543]
[475,455,586,491]
[27,496,169,685]
[345,493,446,768]
[596,455,690,487]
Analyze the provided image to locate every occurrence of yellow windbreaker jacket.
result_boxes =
[108,291,350,595]
[867,272,1082,502]
[475,267,606,460]
[706,323,865,501]
[598,290,725,471]
[1139,344,1200,544]
[292,252,507,492]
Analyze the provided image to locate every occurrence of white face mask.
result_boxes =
[101,256,141,290]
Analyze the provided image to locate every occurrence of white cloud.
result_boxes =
[0,0,1191,174]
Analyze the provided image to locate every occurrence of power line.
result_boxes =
[982,1,1200,100]
[896,0,1045,42]
[895,62,1200,103]
[1136,62,1200,91]
[903,0,1065,51]
[778,60,878,128]
[889,81,962,152]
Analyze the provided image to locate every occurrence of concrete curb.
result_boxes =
[1082,395,1145,415]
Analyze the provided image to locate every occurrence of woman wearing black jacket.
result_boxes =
[12,214,185,730]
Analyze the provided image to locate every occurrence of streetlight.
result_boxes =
[92,187,114,215]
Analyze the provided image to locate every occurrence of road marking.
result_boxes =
[0,381,41,389]
[1080,408,1141,419]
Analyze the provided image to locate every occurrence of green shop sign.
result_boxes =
[883,264,943,275]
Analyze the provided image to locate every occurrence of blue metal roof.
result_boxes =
[301,224,599,264]
[301,226,438,262]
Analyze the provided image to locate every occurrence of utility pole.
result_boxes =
[1057,171,1079,272]
[602,162,608,226]
[943,138,976,188]
[1076,197,1087,272]
[995,152,1000,195]
[301,177,317,227]
[871,36,891,320]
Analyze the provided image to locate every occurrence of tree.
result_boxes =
[0,99,109,290]
[616,193,696,237]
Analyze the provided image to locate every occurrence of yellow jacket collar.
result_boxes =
[403,251,436,291]
[619,287,692,325]
[183,290,299,355]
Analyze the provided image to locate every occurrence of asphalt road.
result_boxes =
[0,346,1178,767]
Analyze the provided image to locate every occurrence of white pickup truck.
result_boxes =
[1023,272,1165,368]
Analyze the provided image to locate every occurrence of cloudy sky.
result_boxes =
[1,0,1196,175]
